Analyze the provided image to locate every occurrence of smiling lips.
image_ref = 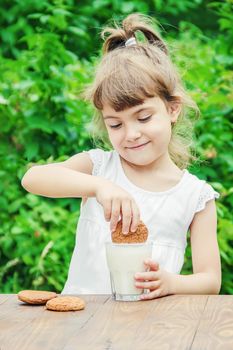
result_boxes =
[126,141,150,150]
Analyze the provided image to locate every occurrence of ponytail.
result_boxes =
[102,14,168,55]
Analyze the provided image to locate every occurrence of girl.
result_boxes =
[21,14,221,299]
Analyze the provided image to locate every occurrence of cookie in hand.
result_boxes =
[111,220,148,243]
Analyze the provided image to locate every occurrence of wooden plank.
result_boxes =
[2,294,233,350]
[131,295,209,350]
[0,294,45,320]
[63,295,154,350]
[63,294,208,350]
[0,294,14,305]
[0,294,48,343]
[191,295,233,350]
[0,294,110,350]
[0,293,46,347]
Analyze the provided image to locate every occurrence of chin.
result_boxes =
[125,155,156,167]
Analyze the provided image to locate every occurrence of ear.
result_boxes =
[168,100,182,123]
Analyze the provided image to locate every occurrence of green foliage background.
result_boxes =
[0,0,232,294]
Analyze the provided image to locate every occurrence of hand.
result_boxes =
[134,259,174,300]
[95,179,140,234]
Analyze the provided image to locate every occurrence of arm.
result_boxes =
[21,152,100,198]
[171,199,221,294]
[21,152,140,233]
[135,199,221,299]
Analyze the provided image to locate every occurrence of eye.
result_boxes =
[138,115,152,122]
[109,123,122,129]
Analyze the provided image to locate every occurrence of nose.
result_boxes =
[125,124,141,141]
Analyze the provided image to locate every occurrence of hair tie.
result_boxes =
[125,37,137,47]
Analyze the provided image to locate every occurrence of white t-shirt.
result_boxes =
[62,149,219,294]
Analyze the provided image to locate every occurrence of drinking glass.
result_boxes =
[105,241,153,301]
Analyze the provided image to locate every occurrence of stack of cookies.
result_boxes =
[18,290,85,312]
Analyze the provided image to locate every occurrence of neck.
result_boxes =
[121,151,180,175]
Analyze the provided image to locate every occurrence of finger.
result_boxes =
[121,199,132,234]
[135,280,161,290]
[135,271,159,281]
[144,259,160,271]
[140,289,162,300]
[110,199,121,232]
[130,200,140,232]
[104,200,112,222]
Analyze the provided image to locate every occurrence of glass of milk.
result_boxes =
[105,241,153,301]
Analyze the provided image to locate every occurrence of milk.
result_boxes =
[105,242,153,301]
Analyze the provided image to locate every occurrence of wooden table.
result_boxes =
[0,294,233,349]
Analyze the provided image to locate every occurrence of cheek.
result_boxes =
[107,129,122,147]
[149,121,172,143]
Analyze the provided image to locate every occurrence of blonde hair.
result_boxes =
[84,13,199,169]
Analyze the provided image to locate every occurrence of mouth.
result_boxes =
[126,141,150,150]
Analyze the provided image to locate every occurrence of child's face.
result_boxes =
[102,96,180,167]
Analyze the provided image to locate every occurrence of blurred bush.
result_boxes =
[0,0,232,294]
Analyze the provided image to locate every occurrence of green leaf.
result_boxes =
[25,141,39,161]
[25,117,53,133]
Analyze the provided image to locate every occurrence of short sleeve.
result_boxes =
[85,149,104,176]
[195,183,220,213]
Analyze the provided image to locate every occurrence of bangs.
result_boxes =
[93,62,160,111]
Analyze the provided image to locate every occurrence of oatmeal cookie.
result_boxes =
[111,220,148,243]
[18,290,57,305]
[46,296,85,312]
